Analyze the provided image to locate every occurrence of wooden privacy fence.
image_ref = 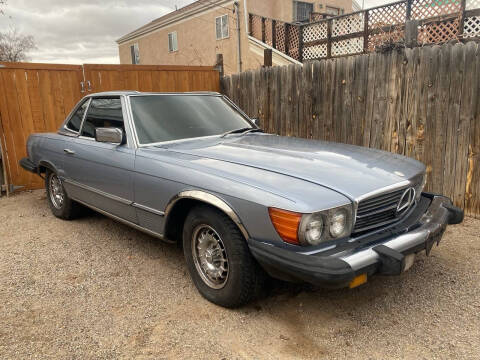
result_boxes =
[0,62,220,191]
[249,0,480,62]
[221,41,480,219]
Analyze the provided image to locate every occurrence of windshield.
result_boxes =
[130,95,253,144]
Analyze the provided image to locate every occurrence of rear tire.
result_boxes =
[183,205,265,308]
[45,170,82,220]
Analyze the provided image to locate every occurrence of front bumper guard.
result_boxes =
[248,194,463,288]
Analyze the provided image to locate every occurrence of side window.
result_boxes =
[66,100,88,133]
[80,98,124,139]
[130,43,140,64]
[215,15,229,40]
[168,32,178,52]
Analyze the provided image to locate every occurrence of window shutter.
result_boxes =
[222,15,228,38]
[130,45,135,64]
[216,17,222,39]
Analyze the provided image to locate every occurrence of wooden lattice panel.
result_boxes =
[303,44,328,60]
[251,15,263,40]
[331,37,363,56]
[265,18,273,46]
[332,13,364,36]
[411,0,461,20]
[466,0,480,10]
[303,22,328,43]
[287,25,301,60]
[464,16,480,38]
[368,29,405,51]
[418,18,459,44]
[368,2,406,29]
[275,22,286,52]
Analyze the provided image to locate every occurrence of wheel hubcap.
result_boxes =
[192,225,229,289]
[49,174,64,209]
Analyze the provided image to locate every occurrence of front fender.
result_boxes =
[164,190,249,239]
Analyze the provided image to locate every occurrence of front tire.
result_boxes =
[183,205,264,308]
[45,170,82,220]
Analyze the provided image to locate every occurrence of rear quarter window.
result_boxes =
[66,100,89,133]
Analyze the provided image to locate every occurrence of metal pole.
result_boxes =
[0,137,9,197]
[234,1,242,73]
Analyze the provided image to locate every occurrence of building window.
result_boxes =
[168,31,178,52]
[293,1,313,22]
[215,15,229,40]
[325,6,341,15]
[130,43,140,64]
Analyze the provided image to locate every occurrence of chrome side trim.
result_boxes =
[63,178,133,206]
[132,202,165,216]
[164,190,250,239]
[124,95,140,148]
[71,197,174,243]
[121,95,138,149]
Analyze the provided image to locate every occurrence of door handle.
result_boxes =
[64,149,75,155]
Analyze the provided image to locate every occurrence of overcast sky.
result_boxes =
[0,0,388,64]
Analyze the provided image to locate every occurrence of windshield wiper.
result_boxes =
[220,127,263,138]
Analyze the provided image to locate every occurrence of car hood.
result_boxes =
[158,134,425,200]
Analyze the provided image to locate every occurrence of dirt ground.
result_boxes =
[0,190,479,359]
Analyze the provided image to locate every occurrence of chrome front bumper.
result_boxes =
[339,195,462,274]
[249,194,464,287]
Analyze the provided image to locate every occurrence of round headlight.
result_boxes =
[304,216,324,245]
[330,209,347,238]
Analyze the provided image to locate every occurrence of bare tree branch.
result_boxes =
[0,1,6,16]
[0,26,36,62]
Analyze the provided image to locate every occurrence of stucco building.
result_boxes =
[117,0,356,75]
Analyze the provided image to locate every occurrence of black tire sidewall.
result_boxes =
[183,205,258,307]
[45,170,75,219]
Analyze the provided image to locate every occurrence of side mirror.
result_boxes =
[251,118,259,126]
[95,127,124,145]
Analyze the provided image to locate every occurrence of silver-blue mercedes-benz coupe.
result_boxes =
[20,91,463,307]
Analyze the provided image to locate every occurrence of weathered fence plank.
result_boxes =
[221,42,480,218]
[465,44,480,217]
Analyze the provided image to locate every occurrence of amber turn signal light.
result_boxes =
[268,207,302,245]
[349,273,367,289]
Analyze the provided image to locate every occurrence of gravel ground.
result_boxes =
[0,190,479,360]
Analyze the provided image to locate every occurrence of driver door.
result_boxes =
[62,97,137,223]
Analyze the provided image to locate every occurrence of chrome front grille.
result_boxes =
[353,187,407,233]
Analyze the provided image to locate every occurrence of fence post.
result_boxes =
[363,10,369,53]
[405,20,418,48]
[249,14,253,36]
[264,48,273,67]
[459,0,467,39]
[327,19,332,59]
[298,25,304,62]
[261,17,266,42]
[272,20,277,49]
[406,0,412,20]
[285,23,290,56]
